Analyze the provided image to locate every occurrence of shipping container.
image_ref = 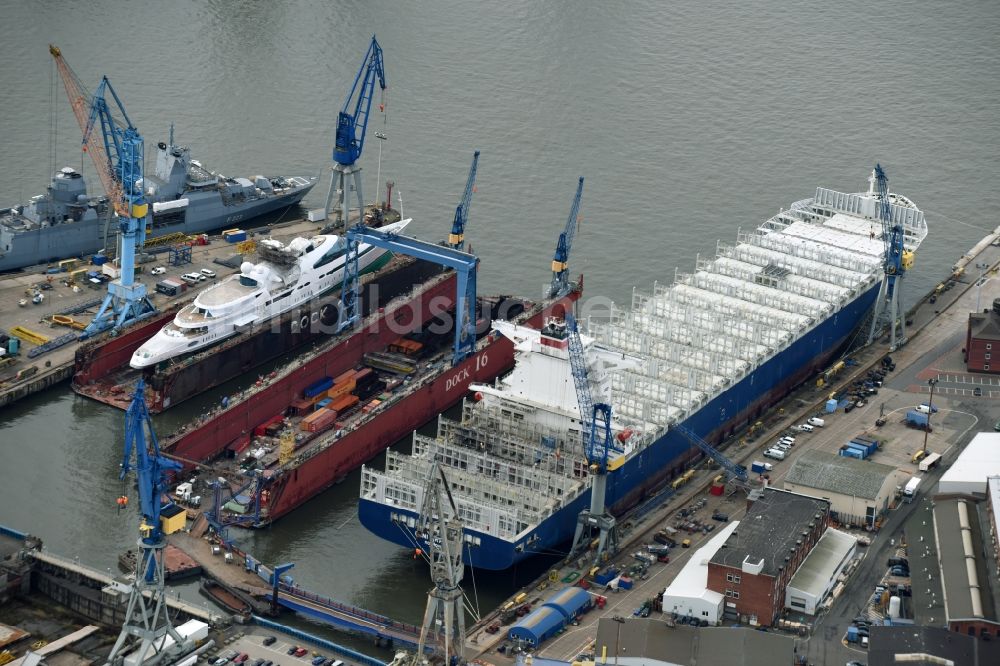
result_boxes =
[303,376,334,398]
[334,369,357,385]
[288,397,313,414]
[300,408,337,432]
[845,442,870,459]
[328,394,360,414]
[839,446,864,460]
[326,379,356,400]
[315,398,332,410]
[849,439,878,456]
[905,410,930,428]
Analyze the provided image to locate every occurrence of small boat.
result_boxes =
[199,579,251,616]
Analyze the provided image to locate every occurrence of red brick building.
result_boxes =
[707,488,830,626]
[965,299,1000,374]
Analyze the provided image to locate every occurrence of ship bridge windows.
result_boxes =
[239,275,258,287]
[313,245,346,270]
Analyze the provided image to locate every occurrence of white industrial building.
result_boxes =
[661,521,738,624]
[782,450,908,528]
[784,528,857,615]
[939,433,1000,496]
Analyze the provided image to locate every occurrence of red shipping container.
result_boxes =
[300,408,337,432]
[254,413,285,437]
[289,397,313,415]
[328,394,360,414]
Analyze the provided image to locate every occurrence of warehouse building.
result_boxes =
[784,527,856,614]
[932,496,1000,639]
[868,626,1000,666]
[661,522,738,624]
[965,299,1000,374]
[938,432,1000,496]
[508,586,591,647]
[706,488,830,626]
[782,449,908,529]
[594,617,794,666]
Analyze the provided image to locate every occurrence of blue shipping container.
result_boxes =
[850,439,878,455]
[845,443,869,459]
[840,447,863,460]
[303,377,334,398]
[825,399,838,413]
[316,398,332,411]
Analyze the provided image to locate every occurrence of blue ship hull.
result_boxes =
[358,280,881,570]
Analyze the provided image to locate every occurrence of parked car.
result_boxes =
[201,268,217,278]
[973,386,983,396]
[287,647,299,656]
[798,423,814,432]
[150,266,166,275]
[294,648,308,658]
[311,656,326,666]
[234,654,249,664]
[711,512,729,522]
[263,636,277,646]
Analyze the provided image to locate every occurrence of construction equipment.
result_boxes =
[673,424,748,485]
[339,225,478,364]
[413,463,466,665]
[447,151,480,250]
[50,46,156,337]
[324,36,386,224]
[549,177,584,298]
[106,380,190,666]
[867,164,911,350]
[566,313,622,564]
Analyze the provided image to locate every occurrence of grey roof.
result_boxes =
[784,449,897,500]
[868,626,1000,666]
[594,618,794,666]
[969,310,1000,341]
[710,488,829,577]
[933,497,999,623]
[787,528,856,599]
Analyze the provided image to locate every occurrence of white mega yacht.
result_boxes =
[130,219,411,369]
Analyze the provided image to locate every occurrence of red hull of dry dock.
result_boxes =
[164,270,461,464]
[164,277,579,526]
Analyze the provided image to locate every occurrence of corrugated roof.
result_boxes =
[787,528,856,599]
[509,606,563,644]
[542,586,591,619]
[784,449,897,500]
[940,432,1000,495]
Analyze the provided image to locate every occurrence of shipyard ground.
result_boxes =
[469,237,1000,665]
[0,214,333,409]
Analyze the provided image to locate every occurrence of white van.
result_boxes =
[798,423,814,433]
[763,448,786,460]
[806,417,825,427]
[181,272,202,285]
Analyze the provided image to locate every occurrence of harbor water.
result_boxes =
[1,0,998,641]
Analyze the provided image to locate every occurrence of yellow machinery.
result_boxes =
[10,326,49,346]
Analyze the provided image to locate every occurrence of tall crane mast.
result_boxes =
[447,151,480,250]
[324,36,386,226]
[49,45,157,337]
[565,313,621,565]
[413,463,466,665]
[549,177,584,298]
[106,380,189,666]
[866,164,910,350]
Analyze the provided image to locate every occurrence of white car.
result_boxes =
[799,423,814,432]
[763,448,785,460]
[150,266,166,275]
[200,268,217,278]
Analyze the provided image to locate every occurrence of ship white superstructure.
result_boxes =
[131,218,410,368]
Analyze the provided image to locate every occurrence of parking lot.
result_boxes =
[203,631,358,666]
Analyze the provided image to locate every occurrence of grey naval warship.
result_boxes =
[0,129,316,272]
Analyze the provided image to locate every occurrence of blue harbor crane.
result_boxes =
[324,35,386,225]
[672,424,748,485]
[50,46,157,337]
[338,224,478,364]
[106,380,190,666]
[549,177,584,298]
[565,313,623,564]
[447,151,480,250]
[866,164,912,350]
